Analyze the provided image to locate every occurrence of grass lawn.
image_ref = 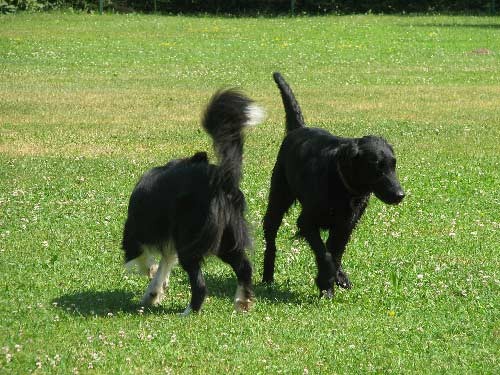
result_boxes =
[0,12,499,374]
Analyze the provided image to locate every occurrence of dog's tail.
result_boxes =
[202,89,265,191]
[273,72,305,133]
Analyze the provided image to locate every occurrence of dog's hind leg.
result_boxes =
[297,212,336,297]
[262,168,294,283]
[124,245,158,277]
[158,243,178,291]
[179,258,207,315]
[141,244,178,306]
[219,250,254,312]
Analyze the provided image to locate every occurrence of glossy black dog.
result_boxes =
[262,72,405,297]
[122,89,264,314]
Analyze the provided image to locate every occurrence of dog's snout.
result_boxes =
[393,190,405,204]
[373,176,405,205]
[385,187,405,205]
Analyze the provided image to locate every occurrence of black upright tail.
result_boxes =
[273,72,305,133]
[202,89,265,191]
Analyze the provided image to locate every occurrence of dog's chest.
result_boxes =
[321,195,369,227]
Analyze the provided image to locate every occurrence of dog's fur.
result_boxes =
[262,72,405,297]
[122,89,264,314]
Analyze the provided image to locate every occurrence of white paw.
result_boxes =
[234,298,253,313]
[141,289,164,306]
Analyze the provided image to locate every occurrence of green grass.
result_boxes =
[1,12,499,374]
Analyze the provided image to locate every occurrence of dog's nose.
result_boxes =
[394,190,405,203]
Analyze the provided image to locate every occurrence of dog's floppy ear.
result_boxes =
[336,141,360,164]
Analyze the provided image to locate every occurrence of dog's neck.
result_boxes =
[336,162,363,196]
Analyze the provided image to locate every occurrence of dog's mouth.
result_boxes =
[375,189,405,205]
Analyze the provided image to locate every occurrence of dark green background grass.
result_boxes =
[0,12,499,373]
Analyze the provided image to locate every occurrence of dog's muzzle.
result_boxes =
[373,176,405,205]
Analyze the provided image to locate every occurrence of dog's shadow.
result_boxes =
[52,289,183,317]
[204,274,304,305]
[53,275,304,317]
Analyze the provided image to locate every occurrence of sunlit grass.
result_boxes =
[0,12,499,374]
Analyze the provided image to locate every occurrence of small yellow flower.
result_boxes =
[388,310,396,317]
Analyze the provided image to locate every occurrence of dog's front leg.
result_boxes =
[297,214,336,297]
[326,226,353,289]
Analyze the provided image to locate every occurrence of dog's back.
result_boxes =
[122,154,212,262]
[272,72,344,186]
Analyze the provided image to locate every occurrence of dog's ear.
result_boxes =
[190,152,208,163]
[336,141,359,163]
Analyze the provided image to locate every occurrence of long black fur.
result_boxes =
[263,72,405,297]
[122,89,262,313]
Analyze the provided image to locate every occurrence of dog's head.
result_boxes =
[337,136,405,205]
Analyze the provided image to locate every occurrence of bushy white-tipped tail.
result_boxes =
[202,89,265,190]
[244,103,266,127]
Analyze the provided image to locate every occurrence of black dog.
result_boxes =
[262,72,405,297]
[122,89,264,315]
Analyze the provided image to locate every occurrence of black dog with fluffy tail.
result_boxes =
[122,89,265,315]
[263,72,404,297]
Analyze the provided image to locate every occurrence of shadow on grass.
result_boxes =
[52,289,183,316]
[53,275,306,317]
[203,273,305,305]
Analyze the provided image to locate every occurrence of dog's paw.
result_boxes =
[335,269,352,289]
[234,298,254,313]
[320,289,334,299]
[262,277,274,284]
[234,284,254,312]
[141,290,164,306]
